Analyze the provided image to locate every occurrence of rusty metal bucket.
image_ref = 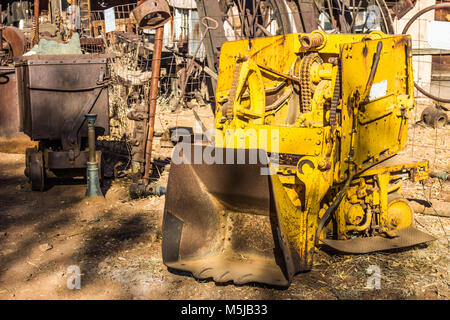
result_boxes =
[162,144,297,286]
[132,0,171,29]
[14,54,110,190]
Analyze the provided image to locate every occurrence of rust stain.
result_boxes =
[193,22,201,41]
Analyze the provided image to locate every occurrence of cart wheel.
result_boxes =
[29,150,46,191]
[24,148,34,178]
[421,106,448,128]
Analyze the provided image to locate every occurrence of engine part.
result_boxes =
[162,31,435,287]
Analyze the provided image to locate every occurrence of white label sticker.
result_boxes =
[104,8,116,33]
[428,21,450,50]
[369,80,387,101]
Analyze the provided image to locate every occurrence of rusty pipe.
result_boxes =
[34,0,39,46]
[143,26,164,184]
[86,114,97,163]
[85,114,103,198]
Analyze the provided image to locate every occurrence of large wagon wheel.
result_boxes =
[220,0,304,40]
[313,0,394,34]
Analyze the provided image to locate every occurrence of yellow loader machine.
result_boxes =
[162,31,435,286]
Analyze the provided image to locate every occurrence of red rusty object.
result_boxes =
[132,0,171,30]
[132,0,171,184]
[143,26,164,183]
[34,0,39,46]
[2,26,26,57]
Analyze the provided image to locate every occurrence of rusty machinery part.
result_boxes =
[421,106,448,129]
[299,53,323,113]
[33,0,39,46]
[313,0,394,34]
[85,114,104,198]
[127,103,148,180]
[0,26,26,65]
[163,32,435,287]
[143,26,166,184]
[132,0,172,29]
[131,0,172,185]
[402,2,450,104]
[130,181,166,199]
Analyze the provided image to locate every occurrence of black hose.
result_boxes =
[315,173,353,246]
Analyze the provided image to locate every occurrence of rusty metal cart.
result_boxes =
[15,54,110,191]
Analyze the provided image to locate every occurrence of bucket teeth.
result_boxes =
[214,271,231,283]
[195,268,213,278]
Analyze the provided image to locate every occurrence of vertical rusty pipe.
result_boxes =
[87,115,97,163]
[143,26,164,183]
[85,114,103,198]
[34,0,39,45]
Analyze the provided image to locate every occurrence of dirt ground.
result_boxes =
[0,103,449,300]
